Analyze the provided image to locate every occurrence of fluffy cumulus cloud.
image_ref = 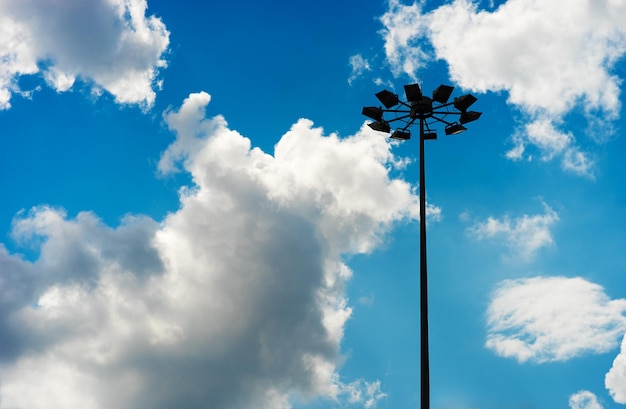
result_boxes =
[467,202,558,261]
[379,0,626,176]
[0,0,169,109]
[486,276,626,363]
[0,92,418,409]
[569,391,603,409]
[606,334,626,404]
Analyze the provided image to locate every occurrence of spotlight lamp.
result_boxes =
[362,106,384,121]
[453,94,477,112]
[460,111,482,124]
[445,123,467,135]
[432,85,454,104]
[367,120,391,133]
[390,130,411,140]
[375,90,400,108]
[404,83,423,102]
[361,82,482,409]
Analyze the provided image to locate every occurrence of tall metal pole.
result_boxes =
[362,83,481,409]
[419,118,430,409]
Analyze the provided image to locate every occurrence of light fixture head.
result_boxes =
[445,123,467,135]
[390,130,411,140]
[362,106,383,121]
[368,121,391,133]
[423,131,437,140]
[453,94,477,112]
[460,111,482,124]
[432,85,454,104]
[375,90,399,108]
[404,83,422,102]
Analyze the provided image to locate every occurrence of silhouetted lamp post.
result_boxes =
[362,83,481,409]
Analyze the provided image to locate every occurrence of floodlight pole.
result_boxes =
[362,83,481,409]
[418,118,430,409]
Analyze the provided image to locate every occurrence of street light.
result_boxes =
[362,82,481,409]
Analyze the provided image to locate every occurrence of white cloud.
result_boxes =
[358,295,375,307]
[562,147,595,179]
[467,202,558,261]
[569,391,603,409]
[348,54,372,85]
[379,0,430,80]
[379,0,626,175]
[0,92,417,409]
[486,276,626,363]
[506,118,596,177]
[426,0,625,116]
[342,379,387,409]
[525,118,573,160]
[0,0,169,109]
[606,333,626,404]
[159,92,421,255]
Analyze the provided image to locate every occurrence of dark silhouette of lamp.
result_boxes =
[453,94,477,111]
[367,120,390,133]
[432,85,454,104]
[460,111,482,124]
[445,123,467,135]
[362,106,384,121]
[390,130,411,140]
[404,83,423,101]
[376,90,400,108]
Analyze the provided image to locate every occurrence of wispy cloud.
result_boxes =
[0,0,169,109]
[467,202,559,261]
[342,379,387,409]
[378,0,430,80]
[486,276,626,363]
[348,54,372,85]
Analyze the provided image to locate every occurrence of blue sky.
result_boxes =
[1,0,626,408]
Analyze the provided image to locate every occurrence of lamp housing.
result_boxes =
[445,124,467,135]
[368,121,391,133]
[453,94,477,112]
[375,90,400,108]
[432,85,454,104]
[390,130,411,140]
[460,111,482,124]
[362,106,384,121]
[404,83,422,102]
